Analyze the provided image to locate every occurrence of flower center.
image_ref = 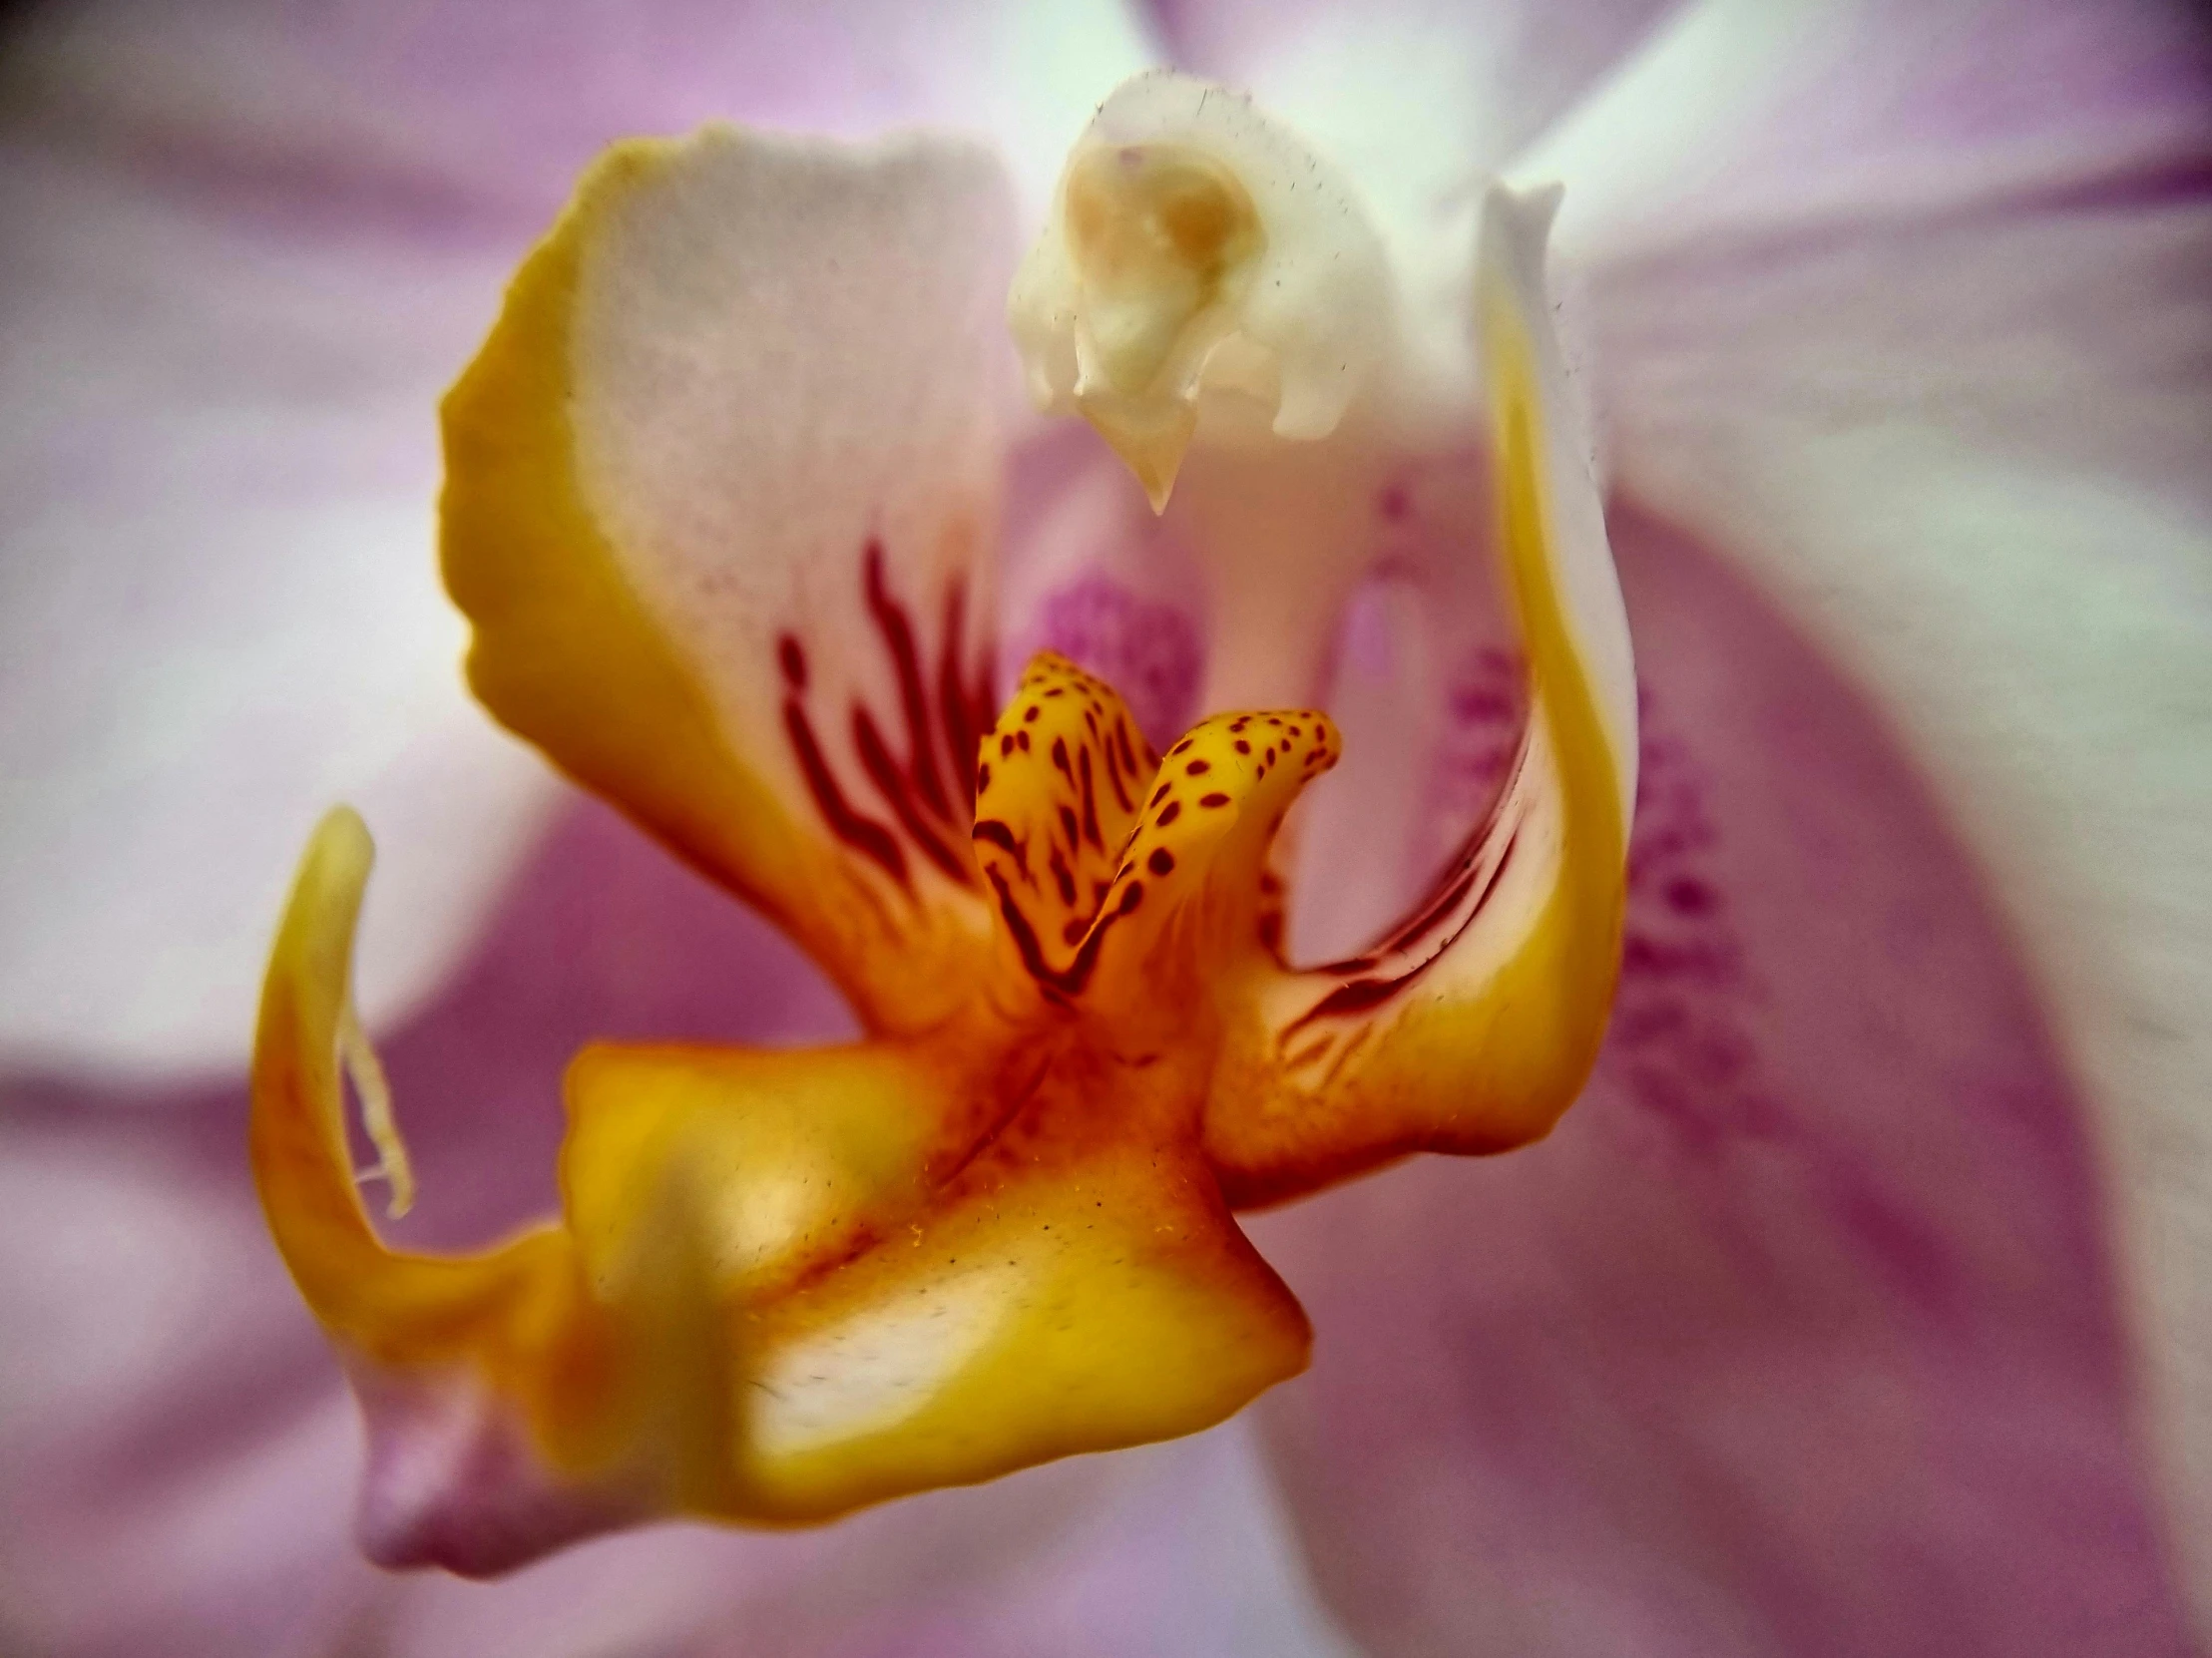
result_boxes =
[1008,71,1393,514]
[1062,143,1263,399]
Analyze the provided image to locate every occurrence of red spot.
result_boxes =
[1200,792,1230,808]
[1147,847,1175,876]
[1017,730,1031,753]
[1186,759,1211,776]
[777,633,807,690]
[1665,877,1718,916]
[1234,739,1250,754]
[1025,705,1042,723]
[1157,801,1182,826]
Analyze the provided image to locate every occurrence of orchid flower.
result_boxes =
[5,1,2210,1655]
[249,75,1635,1570]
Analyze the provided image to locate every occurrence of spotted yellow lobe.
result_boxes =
[970,652,1156,982]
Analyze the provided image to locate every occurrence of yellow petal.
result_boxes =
[561,974,1312,1527]
[442,129,1015,1036]
[1201,184,1636,1206]
[733,1134,1307,1521]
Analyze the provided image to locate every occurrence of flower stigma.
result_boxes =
[1010,71,1394,511]
[1057,143,1263,503]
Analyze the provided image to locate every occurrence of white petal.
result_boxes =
[1590,159,2212,1622]
[0,137,551,1077]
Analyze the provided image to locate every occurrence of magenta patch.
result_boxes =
[1018,576,1202,748]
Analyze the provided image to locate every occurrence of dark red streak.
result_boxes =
[1288,834,1520,1035]
[937,585,986,814]
[983,866,1132,999]
[1323,730,1535,973]
[863,541,953,826]
[973,817,1022,859]
[1079,748,1102,850]
[853,706,972,886]
[1100,728,1135,814]
[784,699,907,886]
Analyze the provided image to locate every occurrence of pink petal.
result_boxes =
[0,122,550,1076]
[1520,0,2212,254]
[1569,55,2212,1622]
[10,0,1158,228]
[1254,505,2193,1655]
